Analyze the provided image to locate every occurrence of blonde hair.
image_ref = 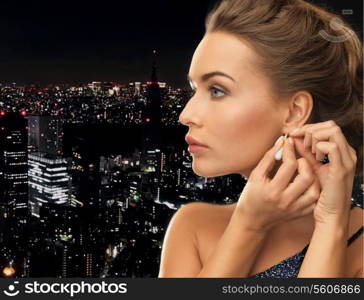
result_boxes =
[205,0,363,176]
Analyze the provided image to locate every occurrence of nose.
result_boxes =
[178,108,189,126]
[178,95,203,127]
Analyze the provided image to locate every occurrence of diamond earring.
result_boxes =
[274,133,288,161]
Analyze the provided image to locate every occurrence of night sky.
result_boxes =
[0,0,362,88]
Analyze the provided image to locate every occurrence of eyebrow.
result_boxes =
[187,71,236,83]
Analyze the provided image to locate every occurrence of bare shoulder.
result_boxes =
[177,201,235,226]
[158,201,233,277]
[176,201,233,214]
[177,202,236,265]
[173,201,236,248]
[164,201,227,235]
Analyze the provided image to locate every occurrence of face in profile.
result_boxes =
[178,31,287,178]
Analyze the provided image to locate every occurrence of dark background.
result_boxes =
[0,0,362,88]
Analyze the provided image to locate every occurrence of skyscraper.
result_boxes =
[141,50,163,175]
[27,115,64,155]
[28,152,70,210]
[0,111,29,255]
[0,111,28,220]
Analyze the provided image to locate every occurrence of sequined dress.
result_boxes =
[249,201,363,278]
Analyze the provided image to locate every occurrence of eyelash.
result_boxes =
[190,86,227,99]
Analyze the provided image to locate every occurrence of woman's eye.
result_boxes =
[209,86,226,98]
[188,86,227,99]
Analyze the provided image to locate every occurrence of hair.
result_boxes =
[204,0,363,177]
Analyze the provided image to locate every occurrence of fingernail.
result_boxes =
[274,135,283,146]
[288,137,294,145]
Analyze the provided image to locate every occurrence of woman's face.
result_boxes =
[178,31,287,178]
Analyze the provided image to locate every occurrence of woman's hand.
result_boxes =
[289,120,357,225]
[236,134,321,232]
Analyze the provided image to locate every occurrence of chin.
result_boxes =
[192,163,234,178]
[191,155,254,178]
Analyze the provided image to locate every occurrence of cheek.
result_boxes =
[218,103,279,170]
[229,103,273,138]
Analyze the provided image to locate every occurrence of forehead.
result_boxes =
[189,31,259,82]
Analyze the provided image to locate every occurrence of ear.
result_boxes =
[282,90,313,131]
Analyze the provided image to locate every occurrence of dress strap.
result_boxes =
[347,226,364,246]
[301,226,363,255]
[348,200,363,246]
[300,201,361,254]
[301,244,309,256]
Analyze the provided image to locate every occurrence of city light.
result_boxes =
[3,267,15,277]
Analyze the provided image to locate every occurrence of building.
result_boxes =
[141,50,163,176]
[27,115,64,155]
[0,111,28,220]
[28,152,70,210]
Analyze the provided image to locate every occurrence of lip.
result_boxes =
[185,135,209,154]
[185,135,208,147]
[187,144,209,153]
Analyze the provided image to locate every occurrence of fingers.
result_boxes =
[299,202,316,217]
[253,135,285,178]
[281,157,316,204]
[292,137,322,172]
[270,136,298,191]
[292,175,321,217]
[304,130,312,149]
[289,122,354,171]
[290,123,331,155]
[347,145,358,164]
[292,126,344,169]
[310,127,352,169]
[315,141,326,162]
[290,121,333,138]
[315,141,343,173]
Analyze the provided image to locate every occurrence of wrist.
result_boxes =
[232,208,271,234]
[314,215,350,234]
[315,206,351,228]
